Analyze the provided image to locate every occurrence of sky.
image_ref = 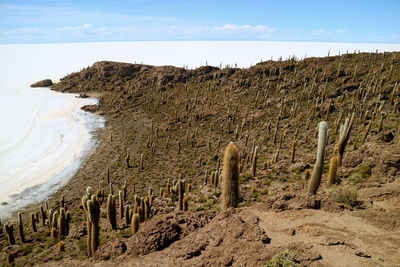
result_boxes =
[0,0,399,44]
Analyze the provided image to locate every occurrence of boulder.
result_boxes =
[30,79,53,87]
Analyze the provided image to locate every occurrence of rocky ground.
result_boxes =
[1,51,400,266]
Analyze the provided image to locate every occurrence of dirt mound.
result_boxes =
[95,210,216,260]
[265,192,321,211]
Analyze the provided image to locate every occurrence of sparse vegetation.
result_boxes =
[265,251,299,267]
[328,187,361,208]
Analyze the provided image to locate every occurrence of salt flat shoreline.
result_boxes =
[0,88,105,220]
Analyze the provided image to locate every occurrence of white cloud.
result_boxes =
[311,28,327,35]
[214,24,276,33]
[311,28,347,36]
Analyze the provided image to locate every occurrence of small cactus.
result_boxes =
[304,169,311,180]
[131,213,140,235]
[50,222,58,240]
[183,197,188,211]
[222,142,240,210]
[125,148,131,168]
[327,155,339,185]
[7,251,14,265]
[291,139,297,163]
[57,241,65,252]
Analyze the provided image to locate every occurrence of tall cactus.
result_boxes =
[17,212,25,243]
[222,142,240,210]
[251,146,258,177]
[58,208,66,237]
[39,205,46,227]
[178,180,184,211]
[308,121,328,195]
[119,190,124,221]
[87,195,100,256]
[30,212,37,232]
[4,223,15,245]
[337,114,354,166]
[82,192,92,257]
[107,194,117,230]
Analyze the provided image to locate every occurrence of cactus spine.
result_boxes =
[222,142,240,210]
[327,155,339,185]
[17,212,25,243]
[308,121,328,195]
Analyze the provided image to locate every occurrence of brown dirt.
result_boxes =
[1,51,400,266]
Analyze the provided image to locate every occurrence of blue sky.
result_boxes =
[0,0,399,44]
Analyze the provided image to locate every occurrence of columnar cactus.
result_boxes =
[304,168,311,180]
[57,241,65,252]
[30,212,37,232]
[39,205,46,227]
[125,205,130,226]
[7,251,14,265]
[125,148,131,168]
[327,155,339,185]
[66,211,71,236]
[17,212,25,243]
[251,146,258,177]
[131,213,140,235]
[87,195,100,256]
[337,114,354,166]
[144,197,151,219]
[183,197,188,211]
[58,208,66,237]
[119,190,124,220]
[178,180,184,211]
[308,121,328,195]
[4,223,15,245]
[107,194,117,231]
[82,190,92,256]
[60,195,65,209]
[222,142,240,210]
[291,139,297,163]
